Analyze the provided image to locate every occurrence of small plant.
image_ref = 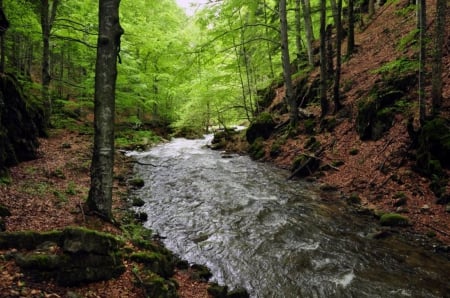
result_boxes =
[349,148,359,155]
[65,181,78,195]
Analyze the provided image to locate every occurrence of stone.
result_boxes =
[379,213,409,226]
[0,204,11,217]
[227,287,250,298]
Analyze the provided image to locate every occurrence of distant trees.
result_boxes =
[86,0,123,220]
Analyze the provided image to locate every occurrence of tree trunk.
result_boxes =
[263,0,275,78]
[333,0,343,113]
[431,0,446,116]
[40,0,60,124]
[347,0,355,57]
[319,0,328,117]
[418,0,426,124]
[294,0,303,65]
[300,0,314,66]
[368,0,375,18]
[279,0,297,127]
[87,0,124,221]
[0,1,8,73]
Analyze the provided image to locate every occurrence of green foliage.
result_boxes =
[372,58,418,76]
[396,29,419,51]
[115,129,161,150]
[248,137,265,160]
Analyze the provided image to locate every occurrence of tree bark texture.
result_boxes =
[333,0,343,112]
[319,0,328,117]
[87,0,123,220]
[279,0,297,126]
[418,0,426,124]
[40,0,59,122]
[346,0,355,57]
[431,0,447,115]
[300,0,314,66]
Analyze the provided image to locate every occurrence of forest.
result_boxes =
[0,0,449,297]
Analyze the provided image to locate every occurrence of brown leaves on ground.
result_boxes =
[0,129,211,298]
[265,0,450,245]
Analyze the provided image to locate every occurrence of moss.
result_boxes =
[347,193,361,205]
[0,230,63,250]
[129,177,145,188]
[248,137,265,160]
[246,112,275,143]
[129,251,174,278]
[379,213,409,226]
[304,119,316,134]
[62,226,124,254]
[208,282,228,298]
[191,264,213,281]
[135,268,178,298]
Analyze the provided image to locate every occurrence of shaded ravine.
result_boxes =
[128,136,450,298]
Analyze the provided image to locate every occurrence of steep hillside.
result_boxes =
[249,0,450,244]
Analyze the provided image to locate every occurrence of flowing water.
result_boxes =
[128,136,450,298]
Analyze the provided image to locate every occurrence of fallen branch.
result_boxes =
[287,148,325,180]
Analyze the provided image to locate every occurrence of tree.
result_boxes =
[279,0,297,126]
[40,0,60,122]
[300,0,314,66]
[431,0,447,116]
[346,0,355,57]
[0,1,9,73]
[417,0,426,124]
[86,0,123,220]
[332,0,342,112]
[319,0,328,117]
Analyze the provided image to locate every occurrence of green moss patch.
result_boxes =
[379,213,409,226]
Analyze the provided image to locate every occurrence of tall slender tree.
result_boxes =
[279,0,297,126]
[346,0,355,57]
[418,0,426,124]
[431,0,447,116]
[300,0,314,66]
[40,0,60,122]
[319,0,328,117]
[333,0,343,112]
[87,0,123,221]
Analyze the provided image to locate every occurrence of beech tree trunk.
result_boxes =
[418,0,426,124]
[294,0,303,65]
[347,0,355,57]
[279,0,297,126]
[319,0,328,117]
[300,0,314,66]
[87,0,123,220]
[333,0,343,112]
[431,0,447,116]
[40,0,59,123]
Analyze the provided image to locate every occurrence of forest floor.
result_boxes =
[243,0,450,246]
[0,130,212,297]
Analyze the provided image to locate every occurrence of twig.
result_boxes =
[131,269,148,297]
[78,202,86,224]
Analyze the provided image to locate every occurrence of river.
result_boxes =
[128,136,450,298]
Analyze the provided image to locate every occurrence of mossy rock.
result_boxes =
[129,252,175,278]
[379,213,409,226]
[191,264,213,281]
[248,137,265,160]
[132,197,146,207]
[227,288,250,298]
[136,269,178,298]
[208,282,228,298]
[62,227,123,254]
[129,177,145,188]
[0,230,63,250]
[246,112,275,144]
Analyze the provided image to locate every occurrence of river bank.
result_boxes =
[0,129,212,297]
